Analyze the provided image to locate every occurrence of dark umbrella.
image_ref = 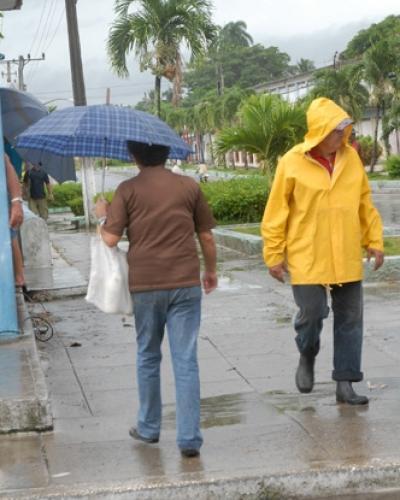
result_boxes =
[0,87,76,183]
[16,148,77,183]
[0,87,47,143]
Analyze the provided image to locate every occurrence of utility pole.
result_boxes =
[0,54,45,90]
[65,0,96,227]
[65,0,86,106]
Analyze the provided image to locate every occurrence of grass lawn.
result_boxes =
[230,226,400,256]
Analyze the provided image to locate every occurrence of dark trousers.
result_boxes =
[292,281,363,382]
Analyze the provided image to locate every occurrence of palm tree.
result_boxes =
[363,40,398,169]
[295,58,315,74]
[310,64,369,122]
[215,94,307,176]
[218,21,253,49]
[108,0,216,116]
[211,20,253,96]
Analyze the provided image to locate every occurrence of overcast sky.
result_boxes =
[0,0,398,107]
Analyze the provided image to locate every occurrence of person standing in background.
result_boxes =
[23,162,53,220]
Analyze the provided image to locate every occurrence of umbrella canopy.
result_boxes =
[0,87,48,144]
[16,148,77,183]
[16,105,192,161]
[0,87,76,183]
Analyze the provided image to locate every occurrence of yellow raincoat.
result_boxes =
[261,98,383,285]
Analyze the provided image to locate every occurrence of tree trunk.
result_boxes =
[381,102,391,157]
[155,75,161,118]
[172,52,182,107]
[230,152,235,169]
[216,62,224,96]
[208,133,214,166]
[198,134,205,163]
[243,152,248,170]
[370,104,380,172]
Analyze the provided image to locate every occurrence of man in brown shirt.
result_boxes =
[95,141,217,458]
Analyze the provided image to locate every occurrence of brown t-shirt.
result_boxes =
[104,167,216,292]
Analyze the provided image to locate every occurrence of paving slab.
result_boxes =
[1,231,400,499]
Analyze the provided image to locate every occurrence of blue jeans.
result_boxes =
[132,286,203,450]
[292,281,363,382]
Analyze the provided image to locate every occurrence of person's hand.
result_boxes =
[95,197,109,219]
[202,270,218,294]
[268,261,288,283]
[9,202,23,229]
[47,193,54,202]
[367,248,384,271]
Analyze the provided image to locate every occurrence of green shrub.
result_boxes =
[385,155,400,178]
[93,191,114,203]
[51,183,83,208]
[357,135,383,166]
[200,176,270,224]
[69,197,84,215]
[94,158,130,168]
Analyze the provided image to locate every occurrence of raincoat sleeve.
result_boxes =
[260,158,294,267]
[359,171,384,251]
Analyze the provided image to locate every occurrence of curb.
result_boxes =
[213,227,400,282]
[0,315,53,434]
[3,463,400,499]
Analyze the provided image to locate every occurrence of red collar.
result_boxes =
[309,149,336,176]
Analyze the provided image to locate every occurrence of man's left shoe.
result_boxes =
[129,427,159,443]
[180,448,200,458]
[336,381,369,405]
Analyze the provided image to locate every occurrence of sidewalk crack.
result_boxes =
[202,336,252,387]
[59,334,94,416]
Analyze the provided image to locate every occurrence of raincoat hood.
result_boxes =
[300,97,353,153]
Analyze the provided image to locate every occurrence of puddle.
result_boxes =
[163,393,263,430]
[217,275,262,291]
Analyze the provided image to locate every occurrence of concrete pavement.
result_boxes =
[1,229,400,499]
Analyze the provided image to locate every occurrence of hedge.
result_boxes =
[200,176,270,224]
[50,176,271,223]
[50,183,83,214]
[385,155,400,179]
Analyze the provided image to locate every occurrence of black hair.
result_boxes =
[126,140,170,167]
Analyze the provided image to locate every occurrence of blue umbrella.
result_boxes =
[16,105,193,160]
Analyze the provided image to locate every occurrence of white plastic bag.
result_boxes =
[85,235,133,315]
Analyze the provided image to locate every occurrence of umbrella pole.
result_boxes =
[101,157,106,196]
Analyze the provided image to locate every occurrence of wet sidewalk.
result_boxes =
[1,231,400,499]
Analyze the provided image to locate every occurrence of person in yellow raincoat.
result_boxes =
[261,97,384,405]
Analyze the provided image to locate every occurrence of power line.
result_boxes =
[44,6,66,52]
[34,0,57,58]
[27,4,66,85]
[32,82,154,95]
[28,0,48,55]
[40,0,60,53]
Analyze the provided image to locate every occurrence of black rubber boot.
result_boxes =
[295,354,315,393]
[336,381,369,405]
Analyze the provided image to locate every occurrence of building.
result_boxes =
[252,64,400,157]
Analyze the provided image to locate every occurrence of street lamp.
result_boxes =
[42,98,74,106]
